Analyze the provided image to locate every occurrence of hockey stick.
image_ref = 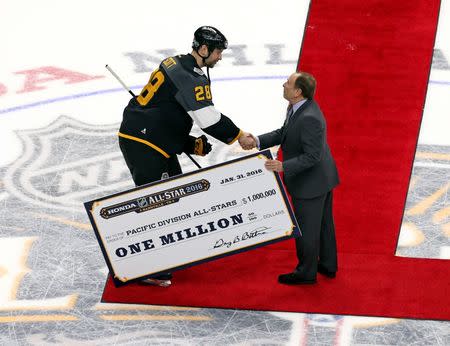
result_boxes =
[105,64,202,169]
[105,65,136,98]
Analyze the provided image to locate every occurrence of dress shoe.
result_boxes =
[317,264,336,278]
[278,272,317,285]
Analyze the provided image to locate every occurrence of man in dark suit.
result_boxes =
[240,72,339,284]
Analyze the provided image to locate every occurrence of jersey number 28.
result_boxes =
[195,85,212,101]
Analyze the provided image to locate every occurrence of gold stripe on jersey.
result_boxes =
[118,132,171,158]
[229,129,243,144]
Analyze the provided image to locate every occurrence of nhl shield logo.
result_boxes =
[137,197,148,208]
[3,116,133,212]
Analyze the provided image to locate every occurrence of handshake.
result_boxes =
[238,132,284,172]
[238,132,258,150]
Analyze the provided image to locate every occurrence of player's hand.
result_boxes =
[194,135,212,156]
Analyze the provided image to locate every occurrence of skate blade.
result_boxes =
[140,278,172,287]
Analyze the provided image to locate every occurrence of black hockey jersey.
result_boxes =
[119,54,242,157]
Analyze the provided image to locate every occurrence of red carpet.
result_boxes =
[102,0,450,320]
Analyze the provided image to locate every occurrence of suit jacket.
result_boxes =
[259,99,339,199]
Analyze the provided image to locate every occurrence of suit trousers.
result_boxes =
[292,190,337,279]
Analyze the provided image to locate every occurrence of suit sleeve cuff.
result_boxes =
[255,136,261,149]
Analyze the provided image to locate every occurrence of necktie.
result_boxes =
[286,105,294,124]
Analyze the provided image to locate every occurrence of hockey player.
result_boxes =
[118,26,251,286]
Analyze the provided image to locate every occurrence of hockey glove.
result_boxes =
[194,135,212,156]
[184,135,212,156]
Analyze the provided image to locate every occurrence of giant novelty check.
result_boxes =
[84,150,300,286]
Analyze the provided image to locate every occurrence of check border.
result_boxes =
[84,150,300,287]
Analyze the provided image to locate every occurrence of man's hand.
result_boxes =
[238,132,257,150]
[264,159,284,172]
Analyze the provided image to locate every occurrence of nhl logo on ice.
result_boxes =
[3,116,133,212]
